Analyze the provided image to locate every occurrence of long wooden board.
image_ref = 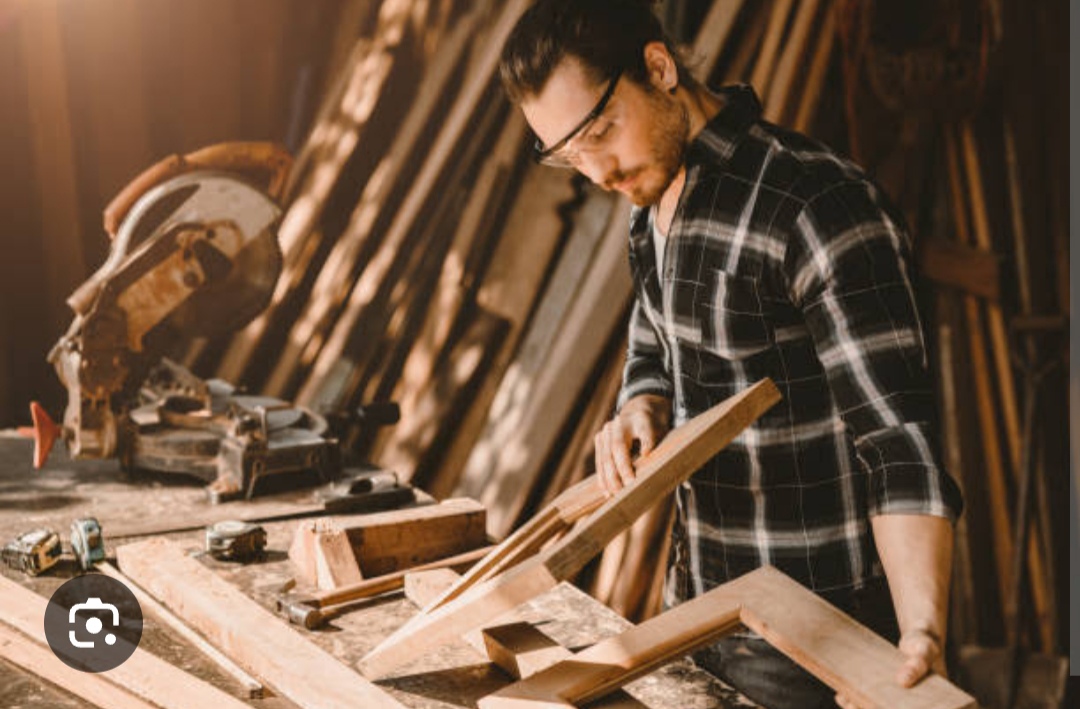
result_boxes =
[480,566,976,709]
[0,575,249,709]
[0,622,155,709]
[116,538,406,709]
[360,380,781,677]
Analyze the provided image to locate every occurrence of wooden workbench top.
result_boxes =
[0,434,757,708]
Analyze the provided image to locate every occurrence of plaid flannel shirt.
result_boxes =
[616,85,963,607]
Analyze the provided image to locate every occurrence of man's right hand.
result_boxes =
[594,394,672,495]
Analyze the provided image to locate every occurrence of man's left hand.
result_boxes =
[834,628,943,709]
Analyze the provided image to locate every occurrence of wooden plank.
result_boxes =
[341,497,488,576]
[958,124,1053,648]
[296,0,533,410]
[764,0,821,122]
[690,0,747,80]
[749,0,796,96]
[262,11,479,397]
[944,128,1012,614]
[0,575,250,709]
[370,112,527,479]
[461,196,633,537]
[429,164,577,498]
[360,380,781,677]
[722,1,771,85]
[96,561,263,700]
[479,577,745,709]
[918,238,1000,300]
[404,567,461,608]
[423,477,607,616]
[483,622,573,681]
[0,622,155,709]
[116,538,407,709]
[377,309,512,489]
[217,0,414,384]
[481,566,976,709]
[316,527,366,589]
[792,2,838,133]
[536,338,626,511]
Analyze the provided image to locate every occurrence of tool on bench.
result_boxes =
[276,545,496,629]
[1,528,63,576]
[70,517,106,571]
[205,521,268,562]
[21,142,399,503]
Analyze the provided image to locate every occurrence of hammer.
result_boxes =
[276,545,494,629]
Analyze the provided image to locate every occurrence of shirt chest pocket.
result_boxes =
[674,270,774,360]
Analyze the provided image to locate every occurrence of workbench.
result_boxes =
[0,433,758,708]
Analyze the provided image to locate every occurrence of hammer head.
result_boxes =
[274,595,322,629]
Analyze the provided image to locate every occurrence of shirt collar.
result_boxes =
[685,83,763,168]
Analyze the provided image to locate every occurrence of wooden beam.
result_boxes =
[116,538,407,709]
[0,575,250,709]
[0,622,156,709]
[96,561,263,699]
[689,0,746,81]
[404,567,461,608]
[749,0,796,96]
[340,497,487,576]
[371,111,526,480]
[261,11,479,397]
[917,238,1000,300]
[482,622,574,681]
[764,0,822,123]
[480,567,976,709]
[458,193,629,537]
[792,2,838,133]
[360,380,781,677]
[297,0,533,410]
[430,163,577,499]
[216,0,414,384]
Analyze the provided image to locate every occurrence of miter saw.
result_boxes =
[25,142,397,502]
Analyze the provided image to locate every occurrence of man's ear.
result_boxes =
[643,41,678,93]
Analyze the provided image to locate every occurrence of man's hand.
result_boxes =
[834,628,943,709]
[594,394,671,495]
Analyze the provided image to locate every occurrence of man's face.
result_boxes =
[522,57,688,207]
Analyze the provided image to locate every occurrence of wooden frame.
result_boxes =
[479,566,977,709]
[360,379,782,677]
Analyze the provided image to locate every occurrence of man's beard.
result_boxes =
[626,94,690,207]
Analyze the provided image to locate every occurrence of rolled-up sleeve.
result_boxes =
[786,180,963,522]
[617,298,674,410]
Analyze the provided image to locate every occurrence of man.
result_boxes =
[499,2,964,708]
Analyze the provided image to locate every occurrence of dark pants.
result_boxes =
[691,578,900,709]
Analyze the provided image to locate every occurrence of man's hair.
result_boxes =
[499,0,694,104]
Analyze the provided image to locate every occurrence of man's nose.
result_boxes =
[575,151,616,187]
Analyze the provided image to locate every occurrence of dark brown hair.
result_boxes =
[499,0,694,103]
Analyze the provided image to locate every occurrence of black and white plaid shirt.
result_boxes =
[616,85,963,607]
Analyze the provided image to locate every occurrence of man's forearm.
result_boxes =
[871,514,953,666]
